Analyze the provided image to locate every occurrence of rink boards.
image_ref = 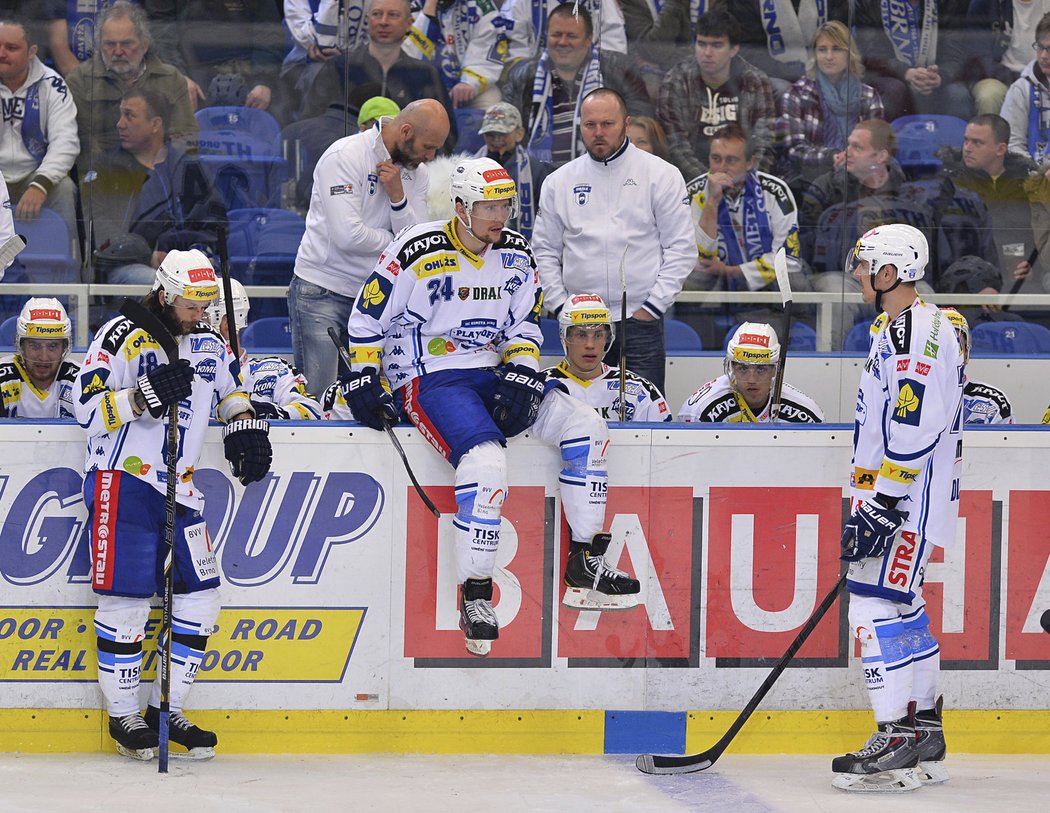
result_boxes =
[0,422,1048,755]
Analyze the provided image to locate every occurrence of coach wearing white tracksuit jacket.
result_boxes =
[290,100,448,396]
[532,88,695,392]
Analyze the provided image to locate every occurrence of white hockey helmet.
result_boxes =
[152,248,220,304]
[941,307,970,354]
[207,278,251,334]
[846,223,928,283]
[558,293,615,354]
[449,157,519,225]
[725,322,780,375]
[16,297,71,359]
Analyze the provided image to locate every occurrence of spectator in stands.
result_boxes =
[725,0,852,93]
[0,17,79,260]
[164,0,284,112]
[543,293,672,423]
[967,0,1050,115]
[626,115,669,161]
[854,0,974,122]
[681,123,808,348]
[499,0,629,60]
[657,9,776,182]
[678,321,823,423]
[942,307,1014,424]
[1001,12,1050,167]
[944,113,1042,293]
[280,83,385,212]
[66,2,197,168]
[780,20,884,189]
[303,0,454,144]
[472,101,540,239]
[82,87,226,285]
[0,297,79,419]
[289,98,449,396]
[502,4,651,174]
[620,0,693,100]
[404,0,519,110]
[532,88,694,392]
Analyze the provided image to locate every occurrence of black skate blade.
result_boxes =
[636,752,715,775]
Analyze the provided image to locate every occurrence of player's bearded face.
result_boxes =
[162,294,209,336]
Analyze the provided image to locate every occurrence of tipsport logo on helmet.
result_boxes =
[25,324,66,338]
[733,347,773,363]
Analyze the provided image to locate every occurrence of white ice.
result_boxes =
[0,753,1047,812]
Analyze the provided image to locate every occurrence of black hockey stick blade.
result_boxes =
[326,327,441,517]
[216,224,241,362]
[120,298,179,359]
[636,571,848,775]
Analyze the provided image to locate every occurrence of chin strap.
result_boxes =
[873,275,903,313]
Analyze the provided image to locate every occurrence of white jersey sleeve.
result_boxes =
[321,381,355,420]
[962,379,1013,425]
[244,356,323,419]
[544,361,672,422]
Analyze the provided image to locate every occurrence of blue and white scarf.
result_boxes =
[1026,75,1050,160]
[21,85,48,163]
[763,0,826,67]
[880,0,938,67]
[526,46,602,163]
[717,172,772,267]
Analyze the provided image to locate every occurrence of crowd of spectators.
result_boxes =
[2,1,1050,367]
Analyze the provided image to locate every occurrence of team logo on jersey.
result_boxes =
[458,286,470,300]
[367,173,378,196]
[78,370,110,403]
[196,359,217,383]
[358,274,392,316]
[500,252,530,273]
[573,184,592,206]
[503,274,525,296]
[330,184,353,196]
[893,380,925,425]
[189,336,224,356]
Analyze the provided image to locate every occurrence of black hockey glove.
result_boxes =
[137,359,194,418]
[339,368,398,431]
[491,363,545,437]
[251,399,290,420]
[841,496,909,562]
[222,419,272,485]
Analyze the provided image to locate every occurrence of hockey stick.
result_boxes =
[636,570,848,775]
[0,233,27,271]
[119,298,180,773]
[216,225,241,362]
[1002,245,1040,313]
[326,327,441,517]
[768,247,794,423]
[618,248,628,422]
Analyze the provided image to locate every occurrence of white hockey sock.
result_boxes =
[452,441,506,582]
[865,615,914,722]
[94,596,151,717]
[97,645,144,717]
[558,434,607,543]
[904,609,940,710]
[149,636,206,713]
[148,591,221,713]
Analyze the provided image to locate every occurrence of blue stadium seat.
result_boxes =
[0,314,16,347]
[891,115,968,177]
[844,320,875,352]
[10,210,79,283]
[539,316,562,355]
[970,321,1050,355]
[240,316,292,353]
[195,106,283,157]
[453,107,485,154]
[664,318,703,353]
[198,155,289,211]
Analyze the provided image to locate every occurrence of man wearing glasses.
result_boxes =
[1001,12,1050,170]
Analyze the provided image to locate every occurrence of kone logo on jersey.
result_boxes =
[574,184,592,206]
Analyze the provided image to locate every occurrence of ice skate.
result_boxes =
[459,578,499,657]
[563,533,640,610]
[914,696,949,785]
[109,712,158,761]
[146,705,217,760]
[831,719,921,792]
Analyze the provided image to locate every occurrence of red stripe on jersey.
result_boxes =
[92,470,120,591]
[401,379,452,461]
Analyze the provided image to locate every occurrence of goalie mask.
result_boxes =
[449,157,519,231]
[16,297,72,362]
[558,293,615,357]
[207,278,251,335]
[152,248,220,304]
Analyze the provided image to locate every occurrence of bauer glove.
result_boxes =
[137,359,194,418]
[340,368,398,431]
[491,363,545,437]
[841,496,909,561]
[222,418,272,485]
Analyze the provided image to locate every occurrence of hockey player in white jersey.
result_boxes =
[678,322,824,423]
[75,250,273,761]
[207,279,323,420]
[834,224,964,793]
[543,293,671,422]
[940,308,1013,425]
[320,380,354,419]
[341,157,639,655]
[0,298,79,418]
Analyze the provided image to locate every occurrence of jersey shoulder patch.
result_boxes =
[887,310,912,355]
[496,230,531,253]
[0,362,20,385]
[967,381,1011,415]
[57,360,80,382]
[699,393,738,422]
[397,227,453,268]
[99,316,135,356]
[624,369,664,401]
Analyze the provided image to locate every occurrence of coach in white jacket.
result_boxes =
[0,19,79,256]
[290,98,448,396]
[532,88,694,392]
